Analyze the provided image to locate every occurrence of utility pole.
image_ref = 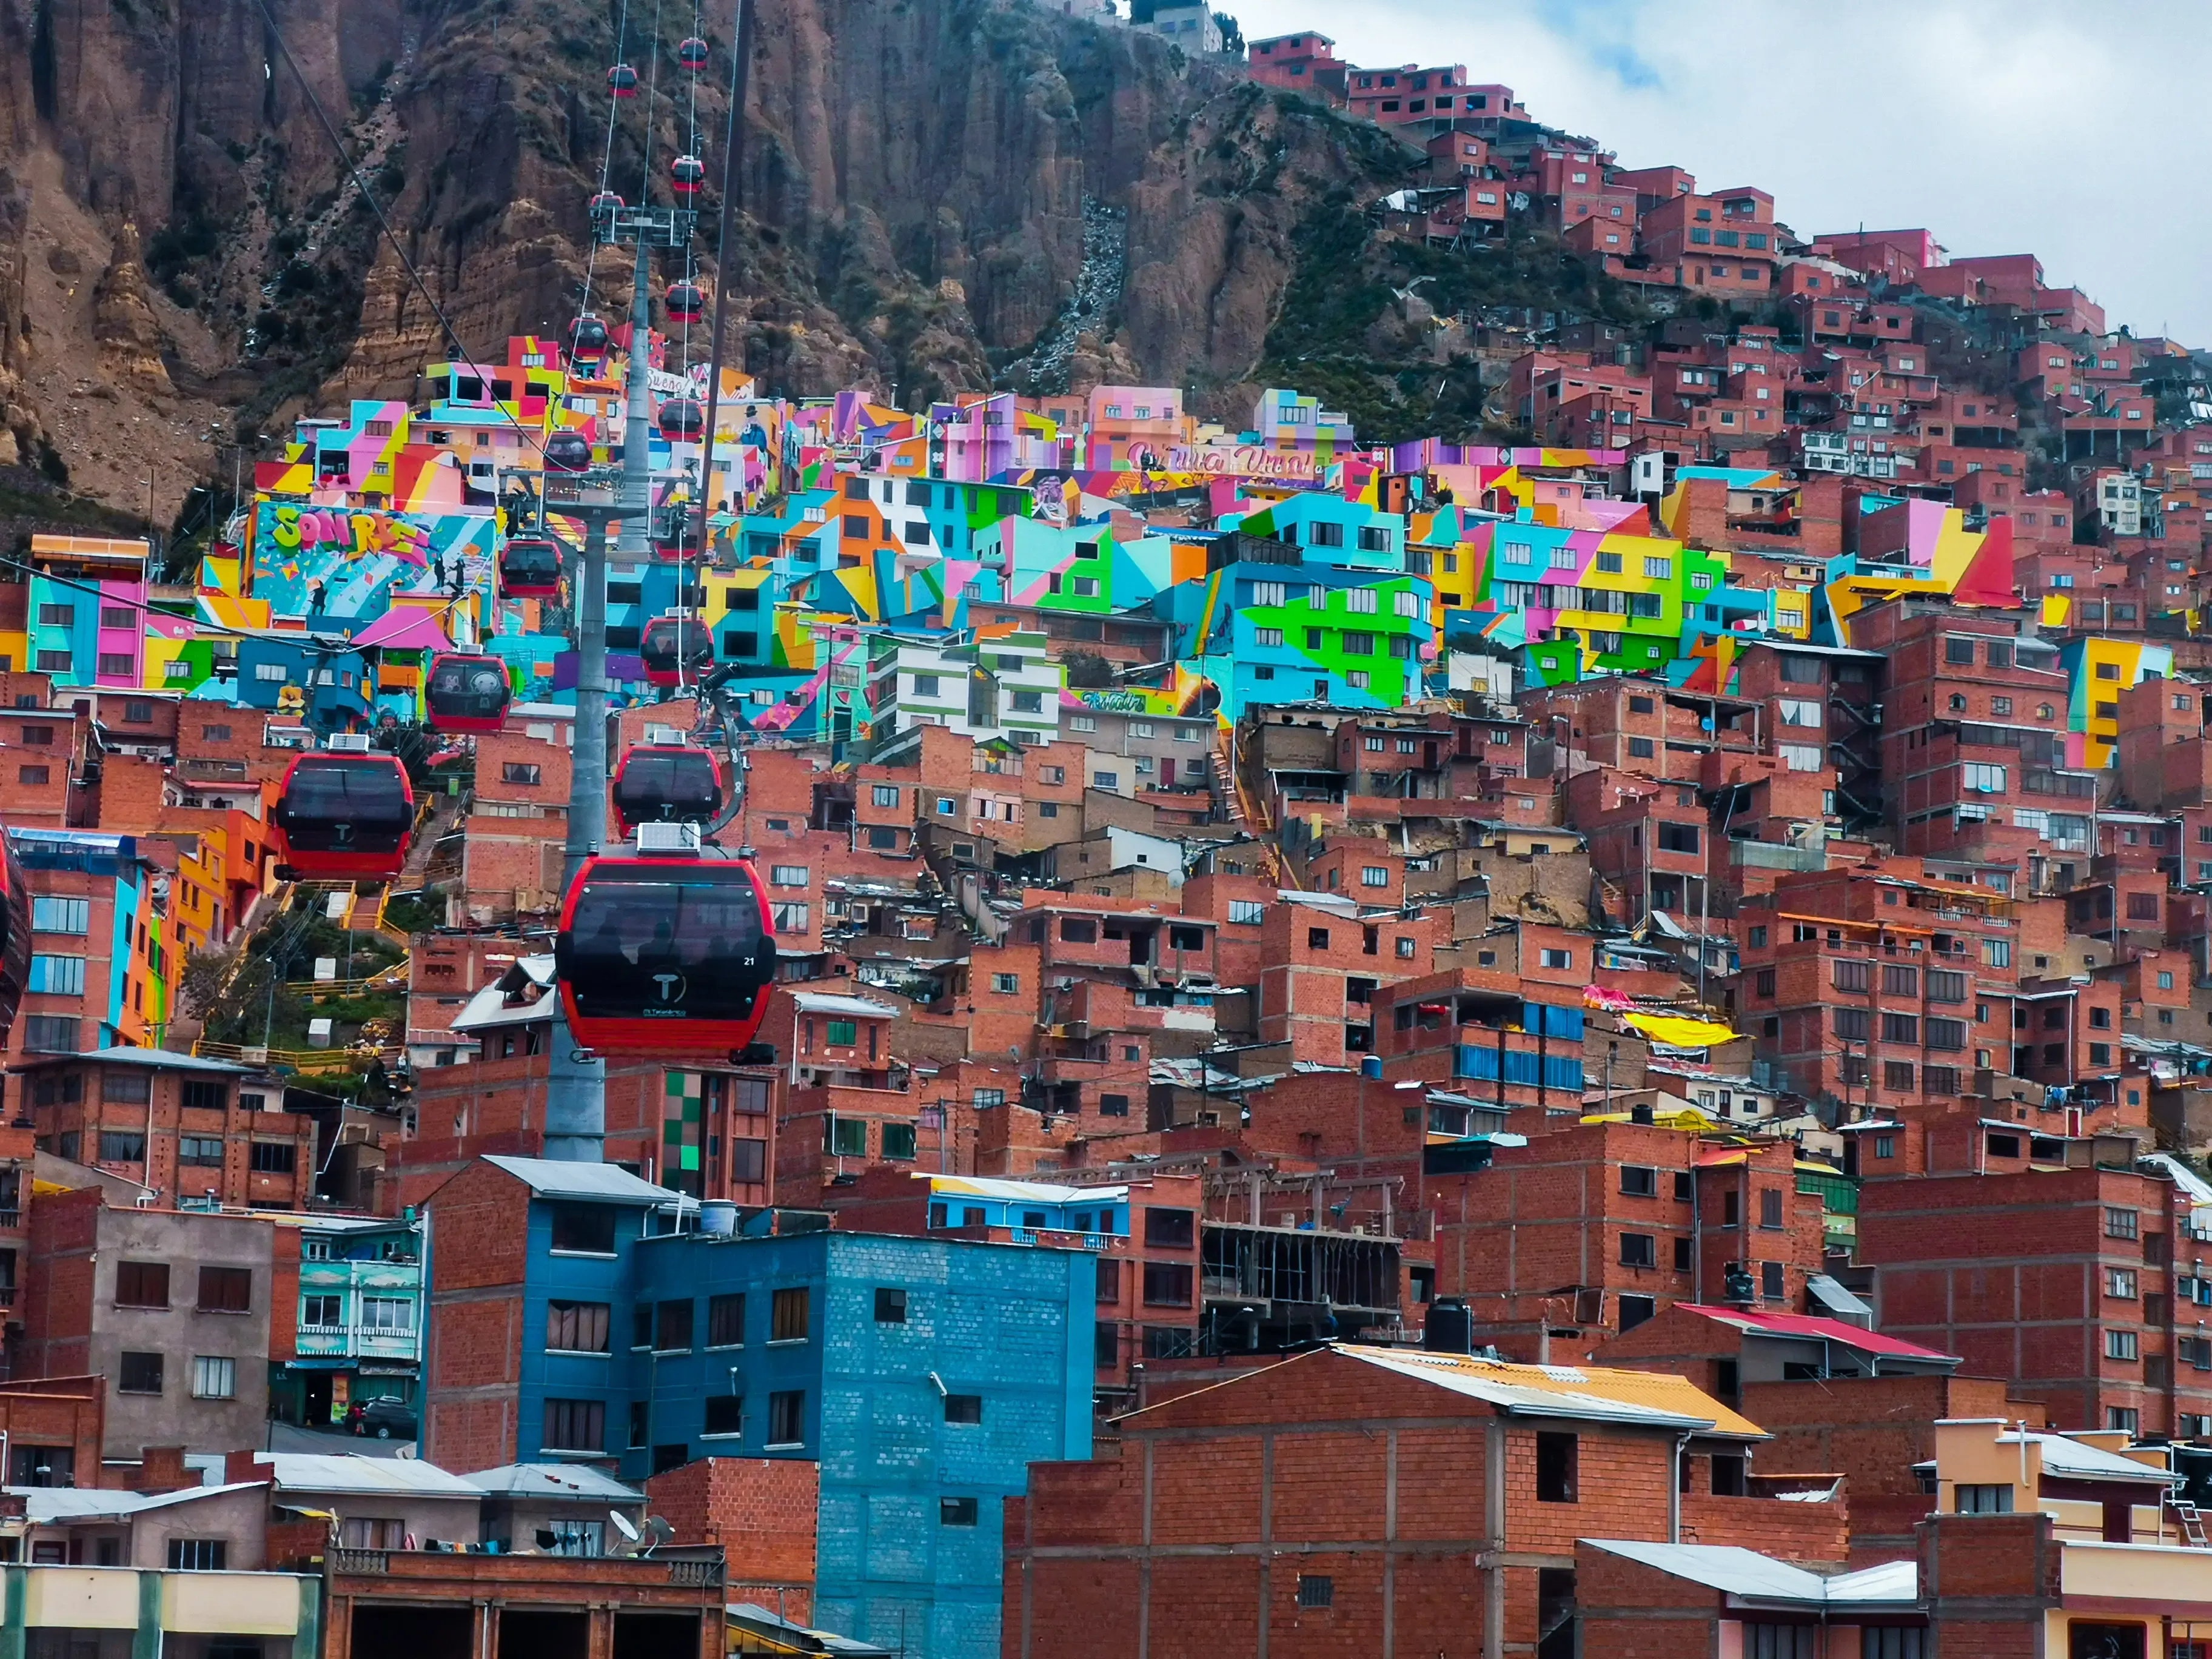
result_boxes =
[541,201,692,1162]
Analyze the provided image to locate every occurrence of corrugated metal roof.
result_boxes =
[1581,1540,1917,1604]
[12,1481,267,1522]
[789,992,897,1018]
[1822,1560,1919,1603]
[1674,1304,1957,1364]
[1335,1345,1766,1439]
[1581,1540,1829,1600]
[464,1463,645,1501]
[928,1174,1128,1206]
[8,1047,258,1076]
[451,979,554,1033]
[483,1155,682,1205]
[251,1453,484,1498]
[1996,1430,2175,1485]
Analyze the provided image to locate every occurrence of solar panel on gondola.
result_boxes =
[640,615,714,686]
[272,754,415,880]
[426,652,514,735]
[0,834,30,1047]
[611,745,725,836]
[554,845,777,1055]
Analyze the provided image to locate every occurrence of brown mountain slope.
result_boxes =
[0,0,1409,520]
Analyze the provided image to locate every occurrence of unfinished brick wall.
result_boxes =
[1678,1491,1846,1563]
[1741,1375,2042,1503]
[1918,1510,2057,1654]
[1572,1544,1722,1659]
[420,1162,531,1472]
[647,1456,818,1623]
[1004,1349,1711,1659]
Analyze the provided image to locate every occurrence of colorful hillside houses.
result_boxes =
[16,295,2194,797]
[2063,636,2174,769]
[1814,497,2020,648]
[1250,387,1356,457]
[1165,551,1435,718]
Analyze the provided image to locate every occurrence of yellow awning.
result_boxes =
[1622,1010,1743,1048]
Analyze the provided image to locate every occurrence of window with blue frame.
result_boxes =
[28,956,84,995]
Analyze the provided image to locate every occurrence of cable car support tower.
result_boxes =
[537,199,696,1162]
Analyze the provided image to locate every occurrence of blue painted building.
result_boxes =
[270,1213,424,1429]
[234,633,370,728]
[1222,491,1407,569]
[423,1156,1094,1659]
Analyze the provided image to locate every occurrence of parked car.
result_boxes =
[355,1398,418,1441]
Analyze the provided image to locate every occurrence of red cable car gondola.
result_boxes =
[606,62,638,97]
[658,397,704,443]
[639,615,714,686]
[611,744,725,836]
[272,753,415,880]
[554,843,777,1056]
[501,535,564,599]
[544,431,594,473]
[670,155,705,197]
[0,833,30,1047]
[677,36,708,69]
[426,652,514,735]
[665,282,704,326]
[569,314,611,361]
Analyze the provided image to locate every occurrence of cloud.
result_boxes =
[1221,0,2212,343]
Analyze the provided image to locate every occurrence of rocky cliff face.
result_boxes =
[0,0,1412,516]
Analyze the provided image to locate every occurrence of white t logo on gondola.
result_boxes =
[652,973,686,1004]
[332,823,353,844]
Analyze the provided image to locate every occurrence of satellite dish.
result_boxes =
[609,1510,640,1543]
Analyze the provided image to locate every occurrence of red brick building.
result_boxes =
[1857,1165,2208,1436]
[1002,1342,1832,1659]
[1425,1122,1828,1355]
[14,1050,311,1209]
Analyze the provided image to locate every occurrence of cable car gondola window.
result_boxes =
[287,764,403,819]
[278,761,411,850]
[613,750,722,825]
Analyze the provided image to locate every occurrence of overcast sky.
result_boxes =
[1225,0,2212,346]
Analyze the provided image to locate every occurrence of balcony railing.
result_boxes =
[294,1321,418,1357]
[1005,1227,1114,1252]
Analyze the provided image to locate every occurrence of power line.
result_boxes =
[0,552,475,659]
